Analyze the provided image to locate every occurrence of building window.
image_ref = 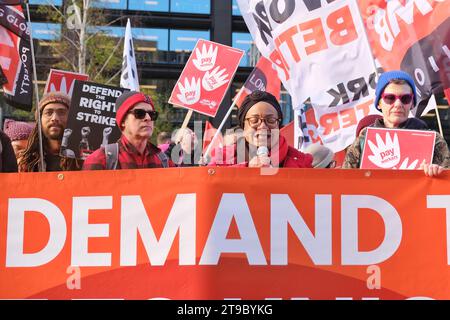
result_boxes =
[89,26,125,38]
[32,22,61,40]
[128,0,169,12]
[232,32,257,67]
[92,0,127,10]
[232,0,242,16]
[280,90,293,125]
[133,28,169,64]
[29,0,62,5]
[170,0,210,14]
[169,29,210,64]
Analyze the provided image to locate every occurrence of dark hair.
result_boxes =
[19,124,82,172]
[237,91,283,129]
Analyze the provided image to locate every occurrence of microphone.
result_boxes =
[257,146,269,157]
[257,146,271,166]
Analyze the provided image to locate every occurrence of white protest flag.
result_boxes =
[237,0,292,90]
[237,0,379,152]
[120,19,139,91]
[420,94,437,117]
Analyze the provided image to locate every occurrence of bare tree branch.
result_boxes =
[59,33,79,50]
[85,16,125,43]
[93,37,124,81]
[44,0,66,22]
[49,44,77,71]
[105,68,122,85]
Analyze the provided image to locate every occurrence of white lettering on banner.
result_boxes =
[271,194,332,265]
[9,194,450,268]
[76,112,116,126]
[427,196,450,265]
[6,198,67,267]
[81,84,123,98]
[199,194,267,265]
[19,46,31,95]
[79,97,116,112]
[372,0,435,51]
[120,194,196,266]
[6,14,30,36]
[341,195,402,265]
[71,197,112,267]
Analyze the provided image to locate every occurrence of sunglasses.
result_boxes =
[129,109,158,121]
[381,93,414,105]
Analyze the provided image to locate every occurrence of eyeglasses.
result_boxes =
[42,108,68,118]
[245,116,280,128]
[381,93,414,105]
[129,109,158,121]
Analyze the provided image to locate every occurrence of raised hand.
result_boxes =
[192,44,218,71]
[62,128,73,148]
[102,127,113,146]
[367,132,401,168]
[176,77,201,105]
[202,66,229,91]
[81,126,91,137]
[103,127,112,136]
[63,128,72,139]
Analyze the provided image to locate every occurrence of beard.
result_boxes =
[44,124,64,140]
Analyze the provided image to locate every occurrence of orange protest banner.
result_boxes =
[1,168,450,299]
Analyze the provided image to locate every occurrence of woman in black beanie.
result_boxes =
[209,90,312,168]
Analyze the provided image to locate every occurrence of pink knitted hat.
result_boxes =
[3,119,34,141]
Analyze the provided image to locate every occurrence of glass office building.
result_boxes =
[23,0,296,128]
[16,0,449,140]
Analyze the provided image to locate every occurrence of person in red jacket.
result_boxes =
[83,91,175,170]
[209,90,312,168]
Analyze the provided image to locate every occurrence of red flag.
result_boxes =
[360,0,449,109]
[234,57,281,108]
[445,89,450,113]
[0,4,33,111]
[280,120,294,148]
[202,120,223,157]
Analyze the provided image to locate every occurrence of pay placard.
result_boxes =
[169,39,244,117]
[360,127,436,170]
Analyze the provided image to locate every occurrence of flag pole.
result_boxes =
[435,103,444,137]
[174,108,194,143]
[442,88,450,136]
[25,1,45,171]
[202,86,244,162]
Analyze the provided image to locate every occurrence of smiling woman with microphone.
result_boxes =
[209,91,312,168]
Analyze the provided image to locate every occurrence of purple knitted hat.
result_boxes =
[3,119,34,141]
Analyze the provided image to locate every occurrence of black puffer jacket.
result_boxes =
[0,130,18,172]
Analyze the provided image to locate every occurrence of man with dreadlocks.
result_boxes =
[19,92,82,172]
